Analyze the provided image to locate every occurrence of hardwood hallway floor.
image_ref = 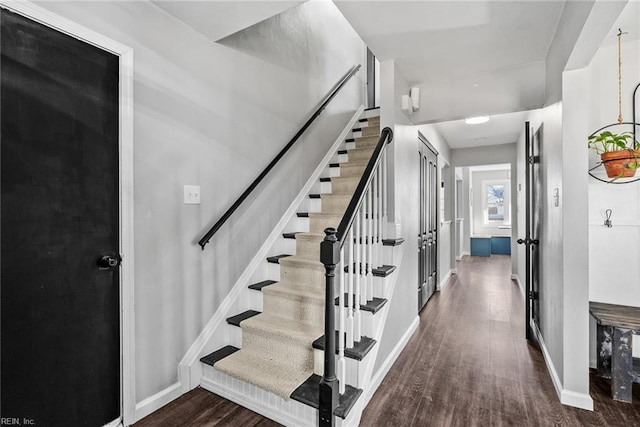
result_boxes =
[360,254,640,426]
[134,255,640,426]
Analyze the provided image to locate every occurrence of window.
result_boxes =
[486,184,505,221]
[482,180,510,225]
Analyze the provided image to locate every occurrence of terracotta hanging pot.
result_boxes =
[601,149,640,178]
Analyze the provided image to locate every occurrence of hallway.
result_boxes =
[135,255,640,426]
[361,255,640,426]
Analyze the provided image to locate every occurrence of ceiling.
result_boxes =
[334,0,566,126]
[150,0,628,151]
[151,1,304,42]
[429,110,532,149]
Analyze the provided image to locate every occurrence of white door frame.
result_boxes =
[0,2,135,425]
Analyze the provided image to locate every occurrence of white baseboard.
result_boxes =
[133,382,183,423]
[438,269,452,291]
[103,418,122,427]
[363,316,419,406]
[456,251,469,261]
[511,274,524,297]
[531,322,594,411]
[178,106,365,393]
[451,268,457,274]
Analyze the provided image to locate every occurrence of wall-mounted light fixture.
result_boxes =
[401,87,421,114]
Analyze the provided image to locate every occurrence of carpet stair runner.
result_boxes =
[200,109,394,420]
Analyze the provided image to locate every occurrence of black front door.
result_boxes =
[419,136,438,311]
[1,9,121,426]
[518,122,541,340]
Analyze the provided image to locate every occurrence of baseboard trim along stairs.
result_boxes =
[180,106,410,425]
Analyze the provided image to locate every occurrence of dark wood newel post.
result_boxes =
[319,227,339,426]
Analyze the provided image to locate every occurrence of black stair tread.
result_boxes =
[338,149,348,154]
[364,106,380,111]
[352,127,362,132]
[382,238,405,246]
[290,374,362,419]
[267,254,291,264]
[330,163,340,168]
[373,265,396,277]
[297,212,310,218]
[309,194,322,199]
[248,280,277,291]
[283,232,298,239]
[312,332,376,362]
[345,138,355,143]
[226,310,261,326]
[200,345,239,366]
[335,294,388,314]
[320,177,332,182]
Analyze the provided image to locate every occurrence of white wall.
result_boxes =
[375,60,453,372]
[587,33,640,363]
[470,169,511,237]
[34,0,366,412]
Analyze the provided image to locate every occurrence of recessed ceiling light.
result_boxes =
[465,116,490,125]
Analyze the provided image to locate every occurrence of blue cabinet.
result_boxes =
[470,236,491,256]
[491,236,511,254]
[470,236,511,256]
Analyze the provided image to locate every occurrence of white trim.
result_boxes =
[362,316,419,407]
[511,274,524,297]
[201,377,312,427]
[178,106,366,392]
[438,269,452,291]
[134,382,183,423]
[0,2,137,424]
[103,419,122,427]
[531,322,594,411]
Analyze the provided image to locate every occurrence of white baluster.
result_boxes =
[360,193,367,306]
[377,163,383,268]
[367,184,373,302]
[338,244,345,394]
[347,227,354,348]
[373,167,379,294]
[354,208,361,342]
[383,150,388,234]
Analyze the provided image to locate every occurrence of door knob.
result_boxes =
[97,255,121,270]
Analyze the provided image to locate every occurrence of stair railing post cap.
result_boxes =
[321,228,340,265]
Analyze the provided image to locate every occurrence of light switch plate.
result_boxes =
[184,185,201,204]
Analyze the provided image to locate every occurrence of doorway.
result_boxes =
[418,135,438,311]
[0,5,134,425]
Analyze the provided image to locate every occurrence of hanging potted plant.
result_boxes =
[588,130,640,178]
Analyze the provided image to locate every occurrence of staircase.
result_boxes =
[191,107,404,426]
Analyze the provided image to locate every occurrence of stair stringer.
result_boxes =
[178,105,364,394]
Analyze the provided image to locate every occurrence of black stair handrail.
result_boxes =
[198,64,362,249]
[318,126,393,426]
[336,126,393,246]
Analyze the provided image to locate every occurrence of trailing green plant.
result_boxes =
[587,130,637,154]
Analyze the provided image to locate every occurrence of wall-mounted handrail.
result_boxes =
[319,126,393,426]
[198,64,362,250]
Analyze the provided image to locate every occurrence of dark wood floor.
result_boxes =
[133,255,640,426]
[360,255,640,426]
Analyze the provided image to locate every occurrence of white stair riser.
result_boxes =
[313,349,367,388]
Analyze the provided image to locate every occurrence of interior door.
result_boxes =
[1,9,121,426]
[419,137,438,311]
[517,122,541,340]
[531,126,542,329]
